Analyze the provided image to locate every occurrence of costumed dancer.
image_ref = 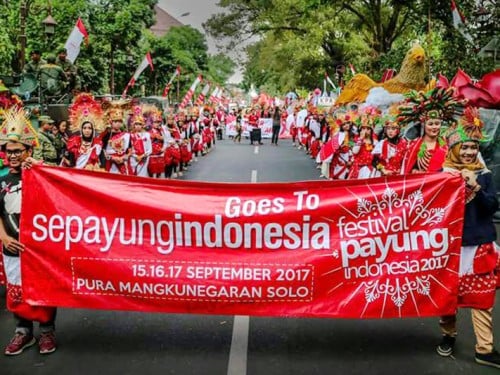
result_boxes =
[102,102,131,175]
[179,138,192,174]
[328,111,357,180]
[129,112,152,177]
[148,110,167,178]
[63,93,104,171]
[436,106,500,369]
[399,88,463,174]
[0,107,58,356]
[164,139,181,179]
[347,114,378,179]
[166,113,181,140]
[371,115,407,177]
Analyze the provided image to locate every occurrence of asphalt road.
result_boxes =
[1,137,499,375]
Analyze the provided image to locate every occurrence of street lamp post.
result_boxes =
[18,0,57,72]
[19,0,29,72]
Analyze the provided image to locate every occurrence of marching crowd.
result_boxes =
[0,86,499,370]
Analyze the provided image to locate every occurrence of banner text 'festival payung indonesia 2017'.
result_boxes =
[21,167,464,318]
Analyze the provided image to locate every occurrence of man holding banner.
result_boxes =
[0,108,57,356]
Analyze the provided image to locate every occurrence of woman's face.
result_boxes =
[59,121,67,133]
[385,125,399,139]
[134,122,143,132]
[341,122,351,131]
[424,118,442,138]
[459,141,479,165]
[82,122,93,138]
[360,126,371,138]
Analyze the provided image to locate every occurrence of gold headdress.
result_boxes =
[141,104,163,123]
[69,93,105,133]
[0,107,39,147]
[101,98,131,123]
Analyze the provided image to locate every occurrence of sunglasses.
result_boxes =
[6,149,27,156]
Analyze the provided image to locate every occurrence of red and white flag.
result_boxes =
[162,65,181,97]
[122,52,154,97]
[209,87,220,103]
[216,87,224,103]
[348,63,356,75]
[325,72,337,90]
[64,18,88,63]
[194,82,211,106]
[451,0,474,44]
[179,75,202,108]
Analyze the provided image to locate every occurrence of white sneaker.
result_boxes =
[172,172,178,178]
[194,157,198,162]
[178,171,183,177]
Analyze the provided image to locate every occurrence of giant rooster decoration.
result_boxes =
[336,43,428,106]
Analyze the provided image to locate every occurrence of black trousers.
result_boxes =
[271,125,280,144]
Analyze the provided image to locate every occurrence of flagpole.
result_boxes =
[427,0,432,81]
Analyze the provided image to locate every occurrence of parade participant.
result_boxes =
[56,48,80,92]
[33,115,58,166]
[215,106,225,140]
[202,122,214,153]
[102,105,130,174]
[0,107,57,356]
[39,55,67,97]
[179,138,192,175]
[436,107,500,369]
[348,115,377,179]
[289,107,299,146]
[328,111,357,180]
[148,111,167,177]
[247,108,262,145]
[164,139,180,179]
[371,115,407,177]
[166,113,180,140]
[399,88,463,174]
[23,50,46,77]
[234,109,243,143]
[63,93,104,170]
[271,107,281,146]
[191,133,203,161]
[129,114,152,177]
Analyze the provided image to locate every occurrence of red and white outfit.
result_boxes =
[328,132,353,180]
[148,126,167,175]
[66,135,103,171]
[104,131,130,175]
[129,131,152,177]
[402,137,447,174]
[348,139,377,179]
[371,138,407,177]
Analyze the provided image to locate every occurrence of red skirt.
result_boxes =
[148,154,165,174]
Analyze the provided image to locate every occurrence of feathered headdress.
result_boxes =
[397,87,464,126]
[0,107,39,147]
[69,93,105,133]
[446,106,488,148]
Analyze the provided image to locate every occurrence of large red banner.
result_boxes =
[21,167,464,318]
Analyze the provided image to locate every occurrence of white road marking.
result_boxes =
[251,170,258,183]
[227,170,256,375]
[254,146,259,154]
[227,315,250,375]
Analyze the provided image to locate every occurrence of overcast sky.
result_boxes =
[157,0,243,83]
